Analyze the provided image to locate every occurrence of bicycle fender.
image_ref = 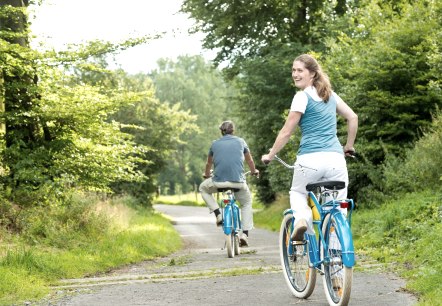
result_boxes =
[223,205,233,235]
[233,205,241,230]
[331,210,355,267]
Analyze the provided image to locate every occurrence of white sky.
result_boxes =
[29,0,215,73]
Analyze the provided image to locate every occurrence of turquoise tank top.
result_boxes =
[298,93,343,155]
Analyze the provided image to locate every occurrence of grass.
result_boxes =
[253,189,441,306]
[0,195,182,306]
[154,191,265,211]
[155,192,206,206]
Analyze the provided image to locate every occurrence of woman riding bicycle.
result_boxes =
[261,54,358,242]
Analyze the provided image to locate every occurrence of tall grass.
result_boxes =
[0,193,181,305]
[352,190,441,305]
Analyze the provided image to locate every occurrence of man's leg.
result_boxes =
[234,182,253,231]
[199,178,224,226]
[233,182,253,247]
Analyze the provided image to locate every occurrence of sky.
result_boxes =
[29,0,215,73]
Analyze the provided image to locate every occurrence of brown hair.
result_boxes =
[294,54,332,102]
[219,120,235,135]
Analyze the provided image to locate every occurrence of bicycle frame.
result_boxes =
[220,190,241,235]
[283,191,355,271]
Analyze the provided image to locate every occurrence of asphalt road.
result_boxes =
[46,204,418,306]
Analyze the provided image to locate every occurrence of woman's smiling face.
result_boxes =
[292,60,315,90]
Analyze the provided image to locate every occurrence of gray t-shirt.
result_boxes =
[209,134,249,182]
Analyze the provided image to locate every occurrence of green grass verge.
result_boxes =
[155,192,206,206]
[154,191,265,211]
[0,197,182,306]
[254,190,441,306]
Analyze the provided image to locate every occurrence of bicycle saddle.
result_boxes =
[306,181,345,192]
[217,188,240,192]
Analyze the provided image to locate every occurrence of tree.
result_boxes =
[181,0,350,71]
[0,2,194,209]
[110,72,198,202]
[150,55,234,194]
[324,0,442,202]
[181,0,361,203]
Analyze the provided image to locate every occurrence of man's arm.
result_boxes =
[245,152,259,176]
[203,155,213,178]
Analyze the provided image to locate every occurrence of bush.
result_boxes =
[383,111,442,195]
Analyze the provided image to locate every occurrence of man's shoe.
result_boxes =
[291,219,308,241]
[332,277,342,290]
[216,214,223,226]
[239,233,249,247]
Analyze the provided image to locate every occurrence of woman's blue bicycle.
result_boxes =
[218,187,242,258]
[273,155,355,306]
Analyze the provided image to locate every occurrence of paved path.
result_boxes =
[47,205,417,306]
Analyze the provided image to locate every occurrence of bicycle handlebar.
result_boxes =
[272,155,295,169]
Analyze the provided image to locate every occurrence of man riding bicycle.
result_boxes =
[199,120,259,247]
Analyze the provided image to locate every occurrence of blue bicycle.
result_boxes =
[218,187,242,258]
[274,155,355,306]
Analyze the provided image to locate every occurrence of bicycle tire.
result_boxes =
[279,212,316,298]
[234,234,240,255]
[225,233,235,258]
[321,213,353,306]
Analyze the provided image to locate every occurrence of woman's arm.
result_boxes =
[337,101,358,153]
[261,111,302,163]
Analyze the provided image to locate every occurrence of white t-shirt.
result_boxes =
[290,86,343,113]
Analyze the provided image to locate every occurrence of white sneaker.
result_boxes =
[215,214,223,226]
[239,233,249,247]
[291,219,307,241]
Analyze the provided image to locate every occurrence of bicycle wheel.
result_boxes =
[225,233,235,258]
[321,213,353,306]
[279,212,316,298]
[234,234,240,255]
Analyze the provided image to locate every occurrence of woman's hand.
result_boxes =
[261,154,273,165]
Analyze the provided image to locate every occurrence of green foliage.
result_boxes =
[325,0,442,203]
[155,192,205,207]
[383,111,442,194]
[107,72,199,201]
[1,2,197,213]
[352,190,442,305]
[0,193,182,305]
[182,0,351,70]
[253,194,290,231]
[150,55,234,194]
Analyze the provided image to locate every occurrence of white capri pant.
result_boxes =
[290,152,348,235]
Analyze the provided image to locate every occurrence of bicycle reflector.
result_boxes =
[223,199,230,204]
[340,201,349,209]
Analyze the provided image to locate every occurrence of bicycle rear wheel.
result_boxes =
[225,233,235,258]
[321,213,353,306]
[234,234,240,255]
[279,212,316,298]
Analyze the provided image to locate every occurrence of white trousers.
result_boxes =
[290,152,348,235]
[199,178,254,231]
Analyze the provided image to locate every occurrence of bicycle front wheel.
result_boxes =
[321,213,353,306]
[279,212,316,298]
